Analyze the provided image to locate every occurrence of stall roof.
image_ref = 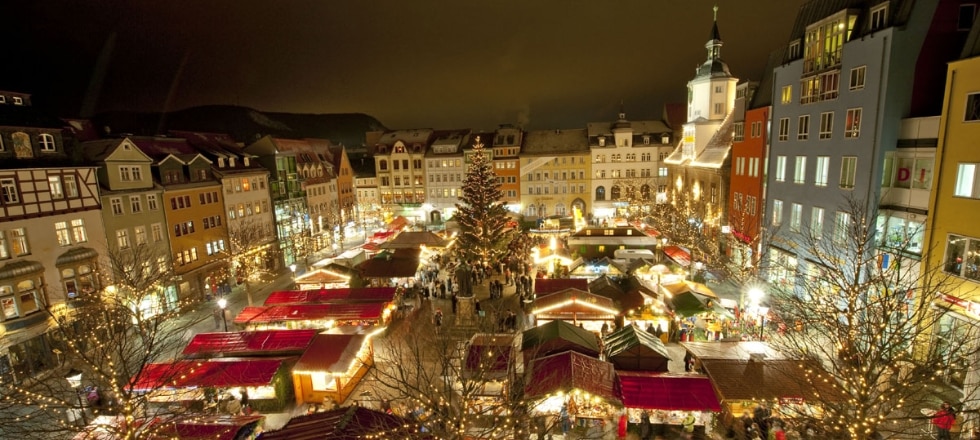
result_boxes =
[233,303,385,325]
[264,288,397,305]
[148,414,264,440]
[293,334,368,373]
[464,333,516,378]
[131,358,287,391]
[603,324,670,372]
[525,350,616,401]
[680,341,785,361]
[534,278,588,295]
[181,329,318,358]
[521,319,600,359]
[700,359,842,402]
[380,230,448,249]
[616,372,722,412]
[357,249,420,278]
[293,269,350,284]
[532,288,619,318]
[663,246,691,267]
[260,406,427,440]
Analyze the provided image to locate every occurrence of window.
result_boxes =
[63,175,78,198]
[849,66,866,90]
[56,222,71,246]
[379,160,388,171]
[834,212,851,244]
[788,40,801,59]
[1,178,19,204]
[747,196,757,215]
[955,163,980,198]
[9,229,28,256]
[781,85,792,104]
[130,195,142,213]
[778,118,790,141]
[749,158,760,177]
[966,93,980,121]
[658,167,668,177]
[596,186,606,201]
[38,134,56,151]
[819,112,834,139]
[798,115,810,140]
[736,157,745,176]
[958,4,977,31]
[775,156,787,182]
[790,203,803,232]
[794,156,807,184]
[71,219,87,243]
[841,157,858,189]
[116,229,131,249]
[845,108,862,138]
[120,167,131,182]
[751,122,762,138]
[944,234,980,281]
[733,193,742,212]
[811,207,825,239]
[714,103,724,114]
[734,122,745,142]
[870,4,888,31]
[134,226,147,246]
[48,176,63,198]
[110,197,124,215]
[773,200,784,225]
[815,156,829,187]
[147,194,158,210]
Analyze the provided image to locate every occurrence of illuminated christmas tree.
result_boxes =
[455,136,513,265]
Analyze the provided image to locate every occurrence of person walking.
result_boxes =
[932,401,956,440]
[433,308,444,334]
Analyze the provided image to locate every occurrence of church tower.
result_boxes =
[682,6,738,159]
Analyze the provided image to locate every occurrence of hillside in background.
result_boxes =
[92,105,386,148]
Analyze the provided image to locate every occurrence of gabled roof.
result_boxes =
[532,288,620,319]
[233,303,386,325]
[616,372,722,411]
[181,329,318,358]
[131,358,288,391]
[293,333,368,373]
[521,128,589,155]
[263,287,396,305]
[128,136,198,161]
[521,319,600,358]
[356,249,420,278]
[259,406,427,440]
[524,350,617,401]
[603,324,670,372]
[78,137,153,163]
[700,358,843,402]
[380,231,449,249]
[464,333,516,378]
[534,278,588,296]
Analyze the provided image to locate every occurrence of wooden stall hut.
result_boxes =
[233,302,389,331]
[293,268,351,290]
[181,329,318,359]
[530,287,619,333]
[356,249,421,288]
[616,372,723,437]
[534,278,588,296]
[521,319,600,368]
[462,333,517,415]
[603,324,671,372]
[291,333,375,406]
[524,351,620,425]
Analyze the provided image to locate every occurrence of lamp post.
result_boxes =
[747,287,766,340]
[758,306,770,340]
[690,261,703,281]
[65,369,87,426]
[217,298,229,332]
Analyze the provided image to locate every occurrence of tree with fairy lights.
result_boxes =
[0,244,198,439]
[228,217,277,306]
[761,198,980,440]
[455,136,514,266]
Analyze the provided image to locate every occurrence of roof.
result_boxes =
[357,249,420,278]
[520,128,589,155]
[0,102,66,129]
[464,333,516,378]
[129,136,198,160]
[667,289,728,318]
[663,245,692,267]
[181,329,318,358]
[681,341,784,361]
[291,269,351,286]
[148,414,264,440]
[293,334,368,373]
[570,225,651,237]
[233,303,386,325]
[534,278,588,295]
[586,119,672,138]
[380,231,449,249]
[663,102,687,130]
[521,319,600,358]
[524,350,617,401]
[259,406,426,440]
[700,359,841,402]
[531,288,619,319]
[263,287,397,305]
[588,275,624,296]
[615,372,722,412]
[603,324,670,372]
[131,358,287,391]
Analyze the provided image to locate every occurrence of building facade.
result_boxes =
[424,129,468,225]
[373,130,432,222]
[492,125,523,212]
[519,128,591,222]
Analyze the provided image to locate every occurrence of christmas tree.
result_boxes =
[455,136,513,265]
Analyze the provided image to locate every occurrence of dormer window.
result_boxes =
[243,157,250,167]
[229,157,236,167]
[218,157,226,168]
[788,40,801,59]
[13,97,23,105]
[661,134,671,145]
[598,136,606,147]
[642,136,651,145]
[870,4,888,31]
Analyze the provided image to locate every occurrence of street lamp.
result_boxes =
[690,261,703,281]
[65,369,87,426]
[747,287,766,340]
[217,298,229,332]
[758,306,770,340]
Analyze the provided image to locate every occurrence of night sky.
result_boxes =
[6,0,805,130]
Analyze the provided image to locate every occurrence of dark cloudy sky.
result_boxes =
[6,0,805,130]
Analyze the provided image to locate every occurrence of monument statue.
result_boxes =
[455,262,474,297]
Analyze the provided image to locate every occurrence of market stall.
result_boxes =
[233,303,389,331]
[568,257,627,280]
[291,333,375,405]
[521,319,600,367]
[603,324,671,372]
[293,268,350,290]
[616,371,722,437]
[263,287,399,306]
[662,281,733,341]
[181,329,318,359]
[534,278,588,296]
[259,406,419,439]
[462,333,517,415]
[356,249,421,288]
[130,358,295,412]
[73,414,265,440]
[530,287,619,333]
[524,350,620,426]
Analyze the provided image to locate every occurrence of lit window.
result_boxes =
[955,163,980,198]
[815,156,829,187]
[71,219,88,243]
[798,115,810,140]
[819,112,834,139]
[849,66,866,91]
[55,222,71,246]
[811,207,824,239]
[64,175,78,197]
[845,108,862,138]
[39,134,56,151]
[794,156,807,184]
[840,157,857,189]
[775,156,787,182]
[790,203,802,232]
[117,229,131,249]
[781,85,792,104]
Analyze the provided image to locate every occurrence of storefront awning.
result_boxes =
[264,288,397,305]
[616,372,722,412]
[663,246,691,267]
[525,350,616,401]
[181,329,318,358]
[131,358,287,391]
[293,334,368,374]
[234,303,385,325]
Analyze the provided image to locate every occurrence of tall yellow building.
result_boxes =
[923,38,980,410]
[519,129,591,222]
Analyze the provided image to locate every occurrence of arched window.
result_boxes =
[596,186,606,201]
[527,205,537,217]
[611,186,621,200]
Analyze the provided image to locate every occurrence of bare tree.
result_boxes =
[228,217,275,306]
[0,244,198,439]
[763,198,980,439]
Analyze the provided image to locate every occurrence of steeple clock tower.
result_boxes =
[682,6,738,159]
